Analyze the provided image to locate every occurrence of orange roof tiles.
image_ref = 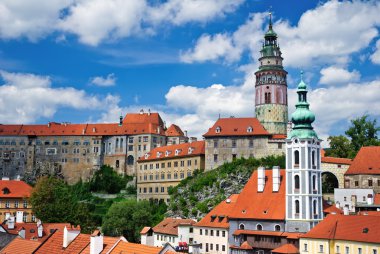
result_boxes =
[345,146,380,175]
[109,241,162,254]
[153,218,196,236]
[0,238,40,254]
[63,234,89,253]
[0,180,32,198]
[321,156,352,165]
[195,194,239,229]
[271,134,287,139]
[203,117,270,137]
[233,229,284,237]
[302,214,380,244]
[34,230,64,254]
[0,112,167,137]
[4,222,70,242]
[138,141,205,162]
[272,243,299,254]
[375,193,380,205]
[80,236,119,254]
[140,227,152,235]
[228,169,286,220]
[165,124,184,137]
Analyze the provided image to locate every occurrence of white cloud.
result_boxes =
[370,39,380,64]
[0,0,72,41]
[0,70,115,123]
[90,73,116,87]
[319,66,360,85]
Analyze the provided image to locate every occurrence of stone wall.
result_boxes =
[255,104,288,135]
[344,174,380,193]
[321,162,349,189]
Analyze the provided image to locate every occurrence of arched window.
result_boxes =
[127,155,134,165]
[274,225,281,231]
[239,224,245,230]
[312,175,317,191]
[294,175,300,190]
[313,200,318,215]
[215,126,221,133]
[116,138,119,149]
[256,224,263,231]
[295,200,300,214]
[312,150,316,167]
[247,126,253,133]
[294,150,300,166]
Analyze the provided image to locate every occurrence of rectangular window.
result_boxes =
[216,230,219,237]
[336,245,340,253]
[232,140,237,148]
[214,154,218,162]
[210,230,214,236]
[5,200,10,208]
[143,136,149,142]
[368,179,373,187]
[222,231,225,237]
[180,161,184,167]
[205,229,208,236]
[304,243,308,251]
[345,247,349,254]
[128,137,134,143]
[167,162,172,167]
[222,245,225,251]
[156,163,159,169]
[249,139,254,148]
[358,248,362,254]
[161,187,164,193]
[167,174,171,179]
[355,181,359,187]
[128,145,133,151]
[187,160,191,166]
[214,140,218,148]
[174,161,178,167]
[319,245,323,253]
[278,143,282,149]
[14,200,18,208]
[373,250,377,254]
[23,200,28,208]
[200,229,202,235]
[161,163,165,168]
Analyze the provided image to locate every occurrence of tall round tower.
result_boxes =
[255,14,288,135]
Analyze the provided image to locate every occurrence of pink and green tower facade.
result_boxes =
[255,15,288,135]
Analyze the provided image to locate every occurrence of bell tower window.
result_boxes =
[265,92,271,103]
[295,200,300,214]
[294,150,300,167]
[294,175,300,190]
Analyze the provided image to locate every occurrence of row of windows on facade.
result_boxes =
[128,136,164,144]
[139,186,171,194]
[236,223,281,232]
[139,171,192,181]
[304,243,377,254]
[0,200,28,208]
[346,179,380,187]
[212,139,254,148]
[156,234,178,243]
[140,159,198,170]
[293,199,319,216]
[4,213,35,222]
[293,174,319,192]
[200,243,226,252]
[257,74,286,82]
[342,194,377,202]
[212,154,242,162]
[199,228,226,237]
[215,126,254,134]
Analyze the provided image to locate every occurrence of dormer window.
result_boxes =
[215,126,221,133]
[175,149,182,156]
[2,187,10,194]
[188,147,194,154]
[156,152,162,158]
[144,153,150,159]
[247,126,253,133]
[165,151,171,157]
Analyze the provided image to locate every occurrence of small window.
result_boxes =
[247,126,253,133]
[215,126,221,133]
[274,225,281,231]
[319,245,323,253]
[256,224,263,231]
[239,224,245,230]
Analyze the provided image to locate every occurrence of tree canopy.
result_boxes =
[89,165,128,194]
[326,115,380,158]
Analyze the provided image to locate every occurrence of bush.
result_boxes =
[90,165,127,194]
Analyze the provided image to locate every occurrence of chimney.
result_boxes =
[272,166,280,192]
[8,216,15,230]
[148,109,151,115]
[335,201,340,208]
[343,205,349,215]
[140,109,144,115]
[37,220,43,238]
[367,194,374,205]
[286,121,293,138]
[63,226,80,248]
[119,115,123,126]
[16,211,23,223]
[184,130,188,137]
[258,166,265,192]
[157,126,161,134]
[90,230,104,254]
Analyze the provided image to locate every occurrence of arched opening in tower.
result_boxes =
[321,172,339,194]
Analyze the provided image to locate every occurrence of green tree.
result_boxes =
[30,177,77,223]
[102,200,153,242]
[345,115,380,152]
[90,165,128,194]
[325,135,355,158]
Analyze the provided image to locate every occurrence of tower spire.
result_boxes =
[269,11,273,30]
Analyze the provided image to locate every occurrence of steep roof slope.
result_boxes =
[0,180,32,198]
[153,218,196,236]
[0,238,40,254]
[345,146,380,175]
[165,124,184,137]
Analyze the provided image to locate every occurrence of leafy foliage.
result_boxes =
[326,115,380,158]
[89,165,129,194]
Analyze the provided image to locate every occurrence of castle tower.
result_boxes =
[255,13,288,135]
[285,72,323,233]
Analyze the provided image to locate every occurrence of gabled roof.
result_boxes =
[228,169,286,220]
[195,194,239,229]
[140,226,152,235]
[153,218,196,236]
[0,238,40,254]
[0,180,32,198]
[34,230,64,253]
[230,241,253,250]
[165,124,185,137]
[302,214,380,244]
[203,117,270,137]
[109,241,162,254]
[272,243,299,254]
[3,222,70,242]
[321,156,352,165]
[345,146,380,175]
[138,141,205,162]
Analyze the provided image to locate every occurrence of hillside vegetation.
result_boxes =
[166,155,285,219]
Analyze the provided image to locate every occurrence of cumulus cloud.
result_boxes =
[319,66,360,85]
[90,73,116,87]
[0,70,115,123]
[370,39,380,64]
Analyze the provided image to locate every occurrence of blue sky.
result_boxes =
[0,0,379,143]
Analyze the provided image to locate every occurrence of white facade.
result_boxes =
[193,227,228,254]
[153,233,178,247]
[334,188,376,213]
[285,137,324,232]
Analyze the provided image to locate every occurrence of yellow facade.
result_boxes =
[300,238,380,254]
[0,197,34,222]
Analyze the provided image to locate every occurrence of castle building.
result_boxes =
[285,73,323,233]
[254,14,288,135]
[137,141,205,203]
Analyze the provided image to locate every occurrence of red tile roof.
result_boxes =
[165,124,184,137]
[140,227,152,235]
[63,234,89,253]
[203,118,270,137]
[270,134,287,140]
[138,141,205,162]
[0,113,166,137]
[375,193,380,205]
[4,222,70,242]
[321,156,352,165]
[302,214,380,244]
[230,241,253,250]
[195,194,239,229]
[152,218,196,236]
[34,230,64,254]
[229,169,286,220]
[272,243,299,254]
[233,229,283,237]
[345,146,380,175]
[0,180,32,198]
[0,238,40,254]
[109,241,162,254]
[80,236,119,254]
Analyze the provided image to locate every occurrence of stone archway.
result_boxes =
[321,161,349,189]
[321,172,339,194]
